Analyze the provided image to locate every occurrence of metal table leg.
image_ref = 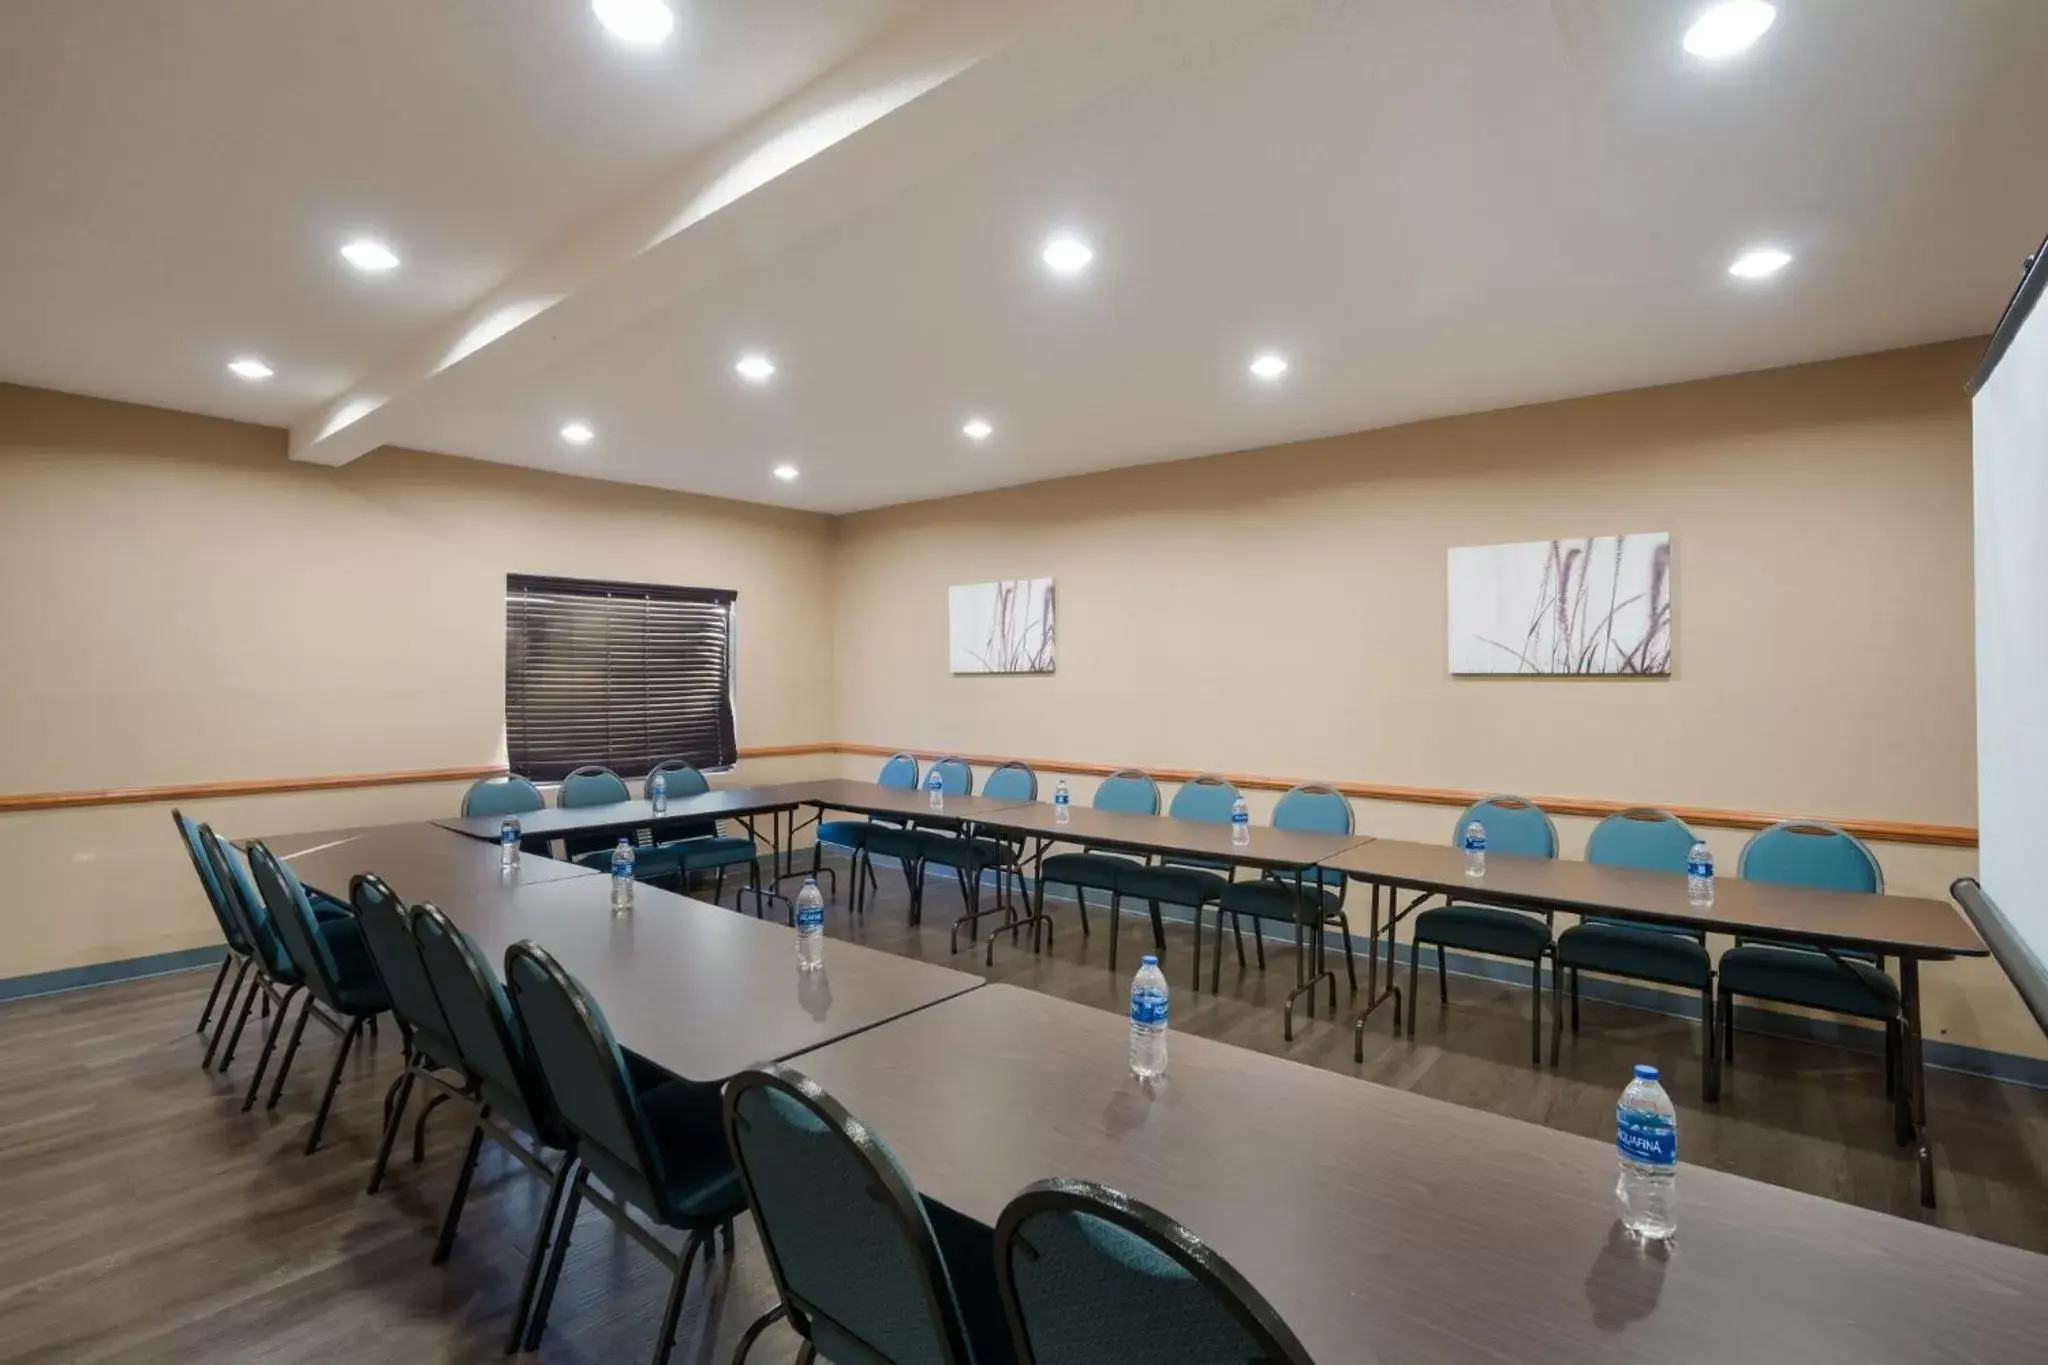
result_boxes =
[1353,881,1416,1063]
[1283,865,1337,1042]
[1900,955,1936,1208]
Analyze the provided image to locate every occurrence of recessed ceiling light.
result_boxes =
[340,237,400,273]
[592,0,674,45]
[1683,2,1776,59]
[1248,352,1289,381]
[1041,234,1094,276]
[962,417,994,442]
[772,464,800,482]
[1728,245,1792,280]
[560,421,595,446]
[227,356,273,381]
[735,352,777,384]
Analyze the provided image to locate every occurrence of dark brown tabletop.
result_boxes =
[791,985,2047,1365]
[805,777,1041,824]
[976,801,1376,871]
[1321,839,1986,958]
[432,780,843,842]
[250,822,595,908]
[428,875,983,1081]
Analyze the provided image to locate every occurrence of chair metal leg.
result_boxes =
[506,1149,575,1354]
[1336,912,1357,991]
[1437,944,1448,1003]
[1570,968,1580,1032]
[203,960,253,1070]
[1550,953,1565,1067]
[1721,988,1736,1064]
[1074,887,1090,937]
[1190,903,1204,992]
[650,1230,706,1365]
[1529,955,1544,1066]
[795,1345,817,1365]
[731,1305,789,1365]
[1406,937,1421,1036]
[265,994,318,1112]
[713,867,727,905]
[1884,1018,1900,1100]
[1702,987,1720,1102]
[431,1116,488,1266]
[196,952,235,1035]
[413,1089,453,1163]
[367,1066,416,1193]
[304,1016,364,1154]
[524,1166,588,1351]
[1231,911,1247,967]
[244,985,304,1111]
[1211,910,1225,994]
[1108,890,1122,974]
[719,1218,735,1256]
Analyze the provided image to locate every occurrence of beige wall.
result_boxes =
[0,385,837,977]
[832,340,2042,1061]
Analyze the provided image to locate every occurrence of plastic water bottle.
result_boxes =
[928,768,945,812]
[1230,796,1251,847]
[610,838,635,913]
[1054,779,1071,825]
[1687,840,1714,906]
[1463,821,1487,877]
[651,770,667,815]
[499,815,520,869]
[1616,1064,1678,1240]
[795,877,825,972]
[1129,955,1169,1080]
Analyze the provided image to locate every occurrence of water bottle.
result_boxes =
[1230,796,1251,847]
[795,877,825,972]
[651,770,667,815]
[1616,1063,1678,1240]
[1687,840,1714,906]
[1129,955,1169,1080]
[928,768,945,812]
[610,838,635,913]
[1463,820,1487,877]
[1054,779,1071,825]
[499,815,520,869]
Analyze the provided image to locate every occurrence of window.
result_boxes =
[504,573,737,781]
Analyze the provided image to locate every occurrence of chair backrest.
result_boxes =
[172,809,249,952]
[1740,820,1883,894]
[1272,785,1354,890]
[929,755,975,797]
[504,940,670,1218]
[1092,769,1160,815]
[412,906,567,1148]
[350,874,463,1071]
[646,760,711,800]
[878,753,921,791]
[246,841,349,1007]
[198,825,295,980]
[1454,796,1557,859]
[1586,808,1698,873]
[995,1179,1314,1365]
[724,1066,975,1365]
[983,761,1038,803]
[559,766,630,808]
[462,775,546,818]
[1167,774,1240,824]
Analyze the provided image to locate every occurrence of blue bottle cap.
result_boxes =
[1141,954,1159,966]
[1633,1064,1660,1081]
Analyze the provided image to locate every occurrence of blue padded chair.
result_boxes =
[645,760,761,907]
[171,809,256,1054]
[1113,775,1242,983]
[723,1065,984,1365]
[1034,769,1161,964]
[349,874,471,1195]
[560,764,634,866]
[1213,784,1357,995]
[1719,821,1901,1096]
[412,906,583,1353]
[1553,809,1718,1097]
[461,774,545,818]
[995,1179,1314,1365]
[245,841,392,1154]
[507,941,748,1365]
[867,755,975,926]
[1408,796,1559,1064]
[813,752,920,909]
[937,760,1042,961]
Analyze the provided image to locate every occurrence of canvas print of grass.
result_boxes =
[1448,533,1671,676]
[949,578,1055,674]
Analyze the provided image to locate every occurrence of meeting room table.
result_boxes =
[790,983,2048,1365]
[1318,837,1988,1208]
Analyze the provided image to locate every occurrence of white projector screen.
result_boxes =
[1968,235,2048,1034]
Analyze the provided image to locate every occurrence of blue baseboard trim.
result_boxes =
[855,854,2048,1091]
[0,945,225,1005]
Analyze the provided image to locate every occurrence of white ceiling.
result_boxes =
[5,1,2046,514]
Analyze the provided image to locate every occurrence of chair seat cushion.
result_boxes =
[1118,865,1230,907]
[662,835,758,871]
[817,820,872,850]
[1720,944,1900,1019]
[864,826,925,863]
[309,890,353,922]
[1218,877,1341,923]
[1556,922,1711,989]
[920,833,1013,870]
[1413,902,1551,959]
[1040,851,1141,891]
[637,1077,749,1226]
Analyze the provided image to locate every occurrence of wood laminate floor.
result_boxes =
[3,857,2045,1364]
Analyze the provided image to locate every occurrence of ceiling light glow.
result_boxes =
[1248,352,1289,380]
[592,0,675,45]
[1683,2,1777,59]
[227,357,273,381]
[340,238,400,273]
[1728,245,1792,279]
[560,421,595,446]
[735,352,777,383]
[1041,234,1094,276]
[962,418,993,442]
[772,464,800,482]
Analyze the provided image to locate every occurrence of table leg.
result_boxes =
[1282,865,1336,1042]
[737,812,794,920]
[1900,956,1935,1208]
[1353,880,1411,1063]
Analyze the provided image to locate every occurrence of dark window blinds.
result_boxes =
[504,574,737,781]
